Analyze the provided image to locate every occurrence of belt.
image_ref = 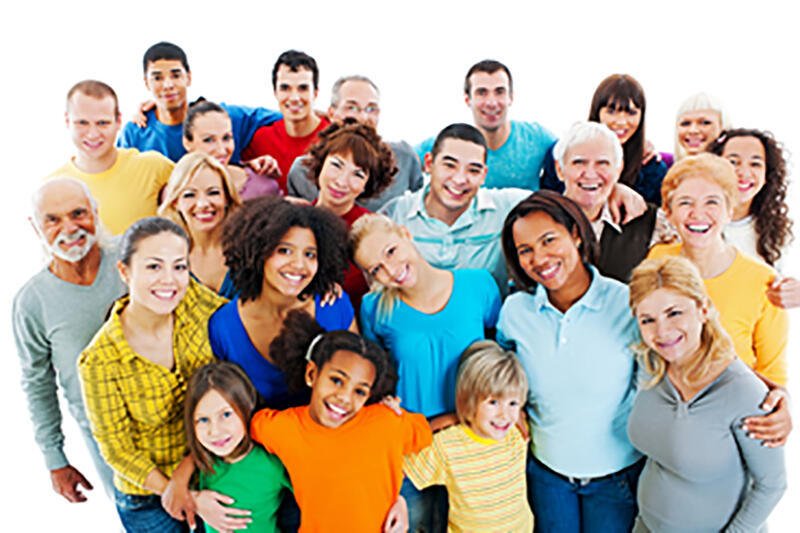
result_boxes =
[536,456,644,487]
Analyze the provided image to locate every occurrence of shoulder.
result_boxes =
[389,140,416,160]
[379,189,420,220]
[730,250,778,283]
[120,147,174,170]
[513,120,555,140]
[717,360,770,415]
[179,279,228,324]
[456,269,497,292]
[78,314,122,368]
[647,241,681,259]
[13,269,52,314]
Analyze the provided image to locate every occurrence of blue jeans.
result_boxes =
[114,488,191,533]
[527,454,644,533]
[399,478,448,533]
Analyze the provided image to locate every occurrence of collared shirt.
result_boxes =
[497,266,641,477]
[78,279,226,495]
[590,202,622,242]
[380,186,530,294]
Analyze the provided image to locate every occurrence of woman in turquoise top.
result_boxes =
[498,190,642,533]
[350,212,501,533]
[159,151,241,299]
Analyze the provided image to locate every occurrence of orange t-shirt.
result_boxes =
[251,404,432,533]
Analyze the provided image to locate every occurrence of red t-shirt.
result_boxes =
[242,117,330,193]
[251,405,432,533]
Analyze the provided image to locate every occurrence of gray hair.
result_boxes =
[553,121,623,169]
[330,75,380,107]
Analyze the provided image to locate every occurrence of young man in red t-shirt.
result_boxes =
[242,50,329,192]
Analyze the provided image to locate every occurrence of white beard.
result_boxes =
[47,228,97,262]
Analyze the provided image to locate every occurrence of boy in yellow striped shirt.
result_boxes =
[403,340,534,532]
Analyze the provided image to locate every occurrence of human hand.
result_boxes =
[608,182,646,225]
[284,196,312,206]
[319,283,343,307]
[429,413,458,433]
[742,388,792,448]
[162,466,196,528]
[132,100,156,128]
[193,490,252,532]
[50,465,93,503]
[766,276,800,309]
[383,494,408,533]
[641,139,661,165]
[381,395,403,416]
[244,155,282,177]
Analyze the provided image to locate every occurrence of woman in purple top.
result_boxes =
[183,100,281,200]
[208,196,356,408]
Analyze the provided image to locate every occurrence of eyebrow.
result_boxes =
[467,162,485,170]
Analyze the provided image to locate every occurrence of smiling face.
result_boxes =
[557,136,621,219]
[677,110,722,155]
[145,59,191,112]
[317,152,369,214]
[330,80,380,128]
[354,227,419,290]
[66,92,121,164]
[175,166,227,234]
[465,70,512,133]
[274,65,317,123]
[470,394,522,441]
[262,226,318,297]
[666,176,731,250]
[34,180,98,263]
[425,138,487,220]
[118,231,190,316]
[512,211,586,293]
[193,388,246,460]
[635,287,707,365]
[183,111,235,166]
[598,99,642,145]
[306,350,376,428]
[721,136,767,213]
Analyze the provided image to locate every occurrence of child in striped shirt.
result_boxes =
[403,340,534,532]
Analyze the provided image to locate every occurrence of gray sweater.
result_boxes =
[628,358,786,532]
[12,246,125,469]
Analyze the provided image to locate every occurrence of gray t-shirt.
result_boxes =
[628,358,786,532]
[287,139,423,212]
[12,246,126,469]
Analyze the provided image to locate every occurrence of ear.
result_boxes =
[304,360,318,388]
[327,105,336,119]
[699,298,710,323]
[554,159,565,183]
[424,152,433,174]
[117,261,131,286]
[182,136,192,151]
[508,89,514,106]
[313,87,319,100]
[64,111,70,129]
[464,92,471,108]
[28,216,43,239]
[399,225,413,241]
[186,70,192,87]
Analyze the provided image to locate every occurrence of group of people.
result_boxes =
[13,39,794,533]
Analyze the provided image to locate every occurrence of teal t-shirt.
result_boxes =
[198,445,291,533]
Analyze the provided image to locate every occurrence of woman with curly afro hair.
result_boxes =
[303,118,398,307]
[709,128,798,309]
[208,195,356,409]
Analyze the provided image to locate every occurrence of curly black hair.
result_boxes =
[269,310,397,403]
[222,196,349,302]
[303,119,397,200]
[709,128,792,266]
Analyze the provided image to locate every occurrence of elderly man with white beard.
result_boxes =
[12,178,125,504]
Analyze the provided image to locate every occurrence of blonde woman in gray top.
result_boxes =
[627,256,786,532]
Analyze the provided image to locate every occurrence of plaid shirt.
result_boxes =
[78,280,226,495]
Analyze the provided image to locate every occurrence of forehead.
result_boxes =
[513,210,565,241]
[36,182,91,218]
[194,388,233,413]
[192,111,232,131]
[354,228,399,263]
[67,92,116,117]
[186,166,224,189]
[278,225,317,246]
[435,138,486,164]
[565,137,616,161]
[327,349,376,382]
[722,136,764,156]
[337,80,379,103]
[146,58,187,76]
[133,231,189,257]
[673,176,725,196]
[276,65,314,84]
[637,287,694,313]
[679,109,720,123]
[468,70,510,93]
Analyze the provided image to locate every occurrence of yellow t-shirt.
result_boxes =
[648,243,788,385]
[404,424,534,533]
[46,148,173,235]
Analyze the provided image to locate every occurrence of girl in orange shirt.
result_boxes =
[251,311,432,533]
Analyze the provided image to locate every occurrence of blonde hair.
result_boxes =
[661,153,738,214]
[349,213,413,319]
[454,340,528,426]
[674,92,732,160]
[158,152,242,239]
[629,256,735,388]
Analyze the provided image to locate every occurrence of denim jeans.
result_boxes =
[114,488,191,533]
[399,477,449,533]
[527,454,644,533]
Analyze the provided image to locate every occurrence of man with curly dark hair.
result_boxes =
[287,75,424,211]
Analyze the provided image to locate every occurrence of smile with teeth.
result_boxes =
[152,289,177,300]
[685,223,710,234]
[490,421,511,432]
[656,335,683,349]
[577,181,602,192]
[193,210,218,223]
[444,183,469,198]
[737,181,755,192]
[393,265,410,284]
[327,186,348,199]
[536,263,560,280]
[325,401,350,420]
[210,436,232,448]
[683,136,705,147]
[83,140,103,149]
[281,272,306,285]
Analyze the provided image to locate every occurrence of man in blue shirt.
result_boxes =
[383,123,531,295]
[118,41,281,164]
[415,60,556,190]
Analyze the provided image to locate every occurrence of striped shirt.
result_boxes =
[404,424,533,532]
[78,279,226,495]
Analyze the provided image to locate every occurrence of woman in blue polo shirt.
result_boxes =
[497,190,643,533]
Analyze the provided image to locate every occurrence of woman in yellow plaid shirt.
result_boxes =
[78,217,228,533]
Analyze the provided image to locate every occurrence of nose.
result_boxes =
[687,120,699,133]
[196,192,211,207]
[163,76,175,89]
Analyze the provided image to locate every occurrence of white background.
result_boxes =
[1,0,797,530]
